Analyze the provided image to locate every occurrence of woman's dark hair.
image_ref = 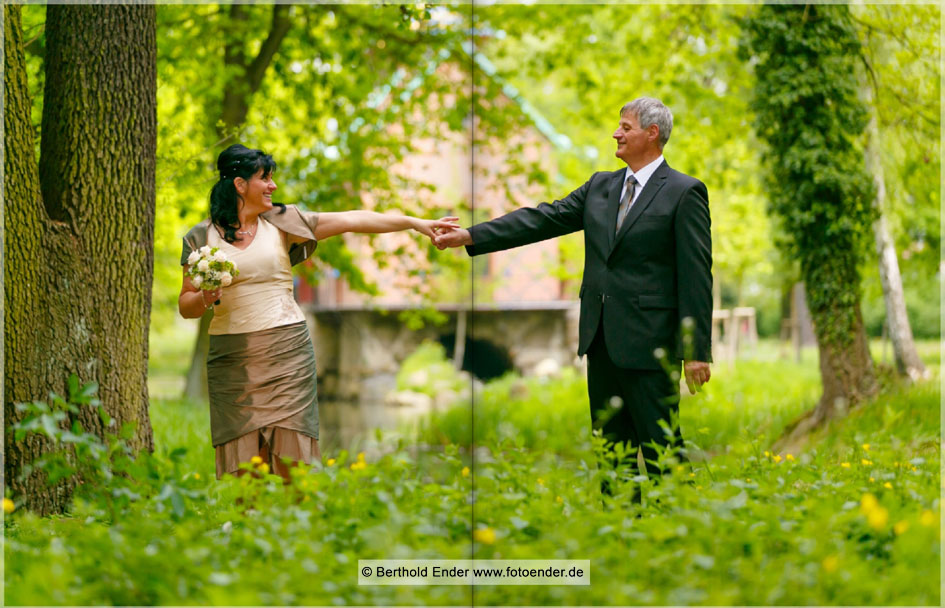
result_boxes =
[209,144,285,242]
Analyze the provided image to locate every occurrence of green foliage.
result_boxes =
[417,344,823,461]
[741,5,876,349]
[852,5,940,279]
[8,376,200,524]
[861,259,942,339]
[396,340,466,397]
[5,356,940,605]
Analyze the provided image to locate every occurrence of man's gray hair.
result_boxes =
[620,97,673,149]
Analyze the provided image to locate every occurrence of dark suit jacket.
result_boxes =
[466,160,712,370]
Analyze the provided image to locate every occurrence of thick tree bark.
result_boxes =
[4,5,157,516]
[184,4,291,400]
[864,103,928,381]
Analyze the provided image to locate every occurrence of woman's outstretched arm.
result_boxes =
[312,211,459,241]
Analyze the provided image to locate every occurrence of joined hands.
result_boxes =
[430,225,472,250]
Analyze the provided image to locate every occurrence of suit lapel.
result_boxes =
[605,170,625,251]
[608,161,669,256]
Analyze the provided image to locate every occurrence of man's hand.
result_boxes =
[433,227,472,250]
[683,361,711,394]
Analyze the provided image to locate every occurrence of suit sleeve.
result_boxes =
[465,175,594,256]
[675,180,713,363]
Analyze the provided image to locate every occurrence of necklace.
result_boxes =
[237,221,258,237]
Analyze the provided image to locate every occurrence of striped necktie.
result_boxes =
[615,174,639,234]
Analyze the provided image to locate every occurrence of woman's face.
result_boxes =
[237,169,277,215]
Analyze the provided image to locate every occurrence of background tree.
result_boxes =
[741,4,878,446]
[4,4,157,516]
[852,4,937,379]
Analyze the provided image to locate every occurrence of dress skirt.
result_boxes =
[207,321,320,480]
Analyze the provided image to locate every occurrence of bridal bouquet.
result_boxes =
[186,246,239,290]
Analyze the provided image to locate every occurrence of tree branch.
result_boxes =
[245,4,292,95]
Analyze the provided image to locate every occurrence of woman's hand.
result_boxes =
[200,287,222,308]
[410,216,461,239]
[179,265,224,318]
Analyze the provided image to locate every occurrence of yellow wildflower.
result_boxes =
[258,463,269,475]
[194,473,200,480]
[350,461,367,471]
[773,455,782,463]
[537,478,544,486]
[474,527,496,545]
[251,456,263,465]
[3,498,15,514]
[869,477,875,482]
[689,473,696,478]
[911,466,917,472]
[867,507,889,530]
[861,493,887,529]
[326,458,336,466]
[840,462,851,468]
[556,495,563,504]
[746,478,752,483]
[461,466,470,477]
[764,450,771,458]
[920,510,936,527]
[357,452,366,462]
[786,453,795,461]
[893,521,909,535]
[862,443,870,451]
[822,555,838,573]
[883,482,893,490]
[861,459,872,466]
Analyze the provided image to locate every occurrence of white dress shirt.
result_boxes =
[620,154,664,205]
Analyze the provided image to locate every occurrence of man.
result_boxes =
[434,97,712,495]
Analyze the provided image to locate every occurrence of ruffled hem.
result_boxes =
[215,426,320,480]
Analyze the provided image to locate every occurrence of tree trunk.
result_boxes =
[4,4,157,516]
[183,311,212,402]
[775,294,877,452]
[864,101,928,381]
[183,4,291,401]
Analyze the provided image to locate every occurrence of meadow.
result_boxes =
[3,333,940,605]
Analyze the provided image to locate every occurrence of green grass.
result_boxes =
[4,339,940,605]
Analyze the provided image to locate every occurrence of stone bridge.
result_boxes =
[303,302,580,448]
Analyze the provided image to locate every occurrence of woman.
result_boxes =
[179,144,458,484]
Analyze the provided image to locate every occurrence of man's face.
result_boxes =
[613,112,656,165]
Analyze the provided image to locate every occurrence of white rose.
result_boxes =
[199,246,211,256]
[197,259,210,272]
[220,272,233,287]
[187,251,200,265]
[213,250,227,263]
[192,275,203,288]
